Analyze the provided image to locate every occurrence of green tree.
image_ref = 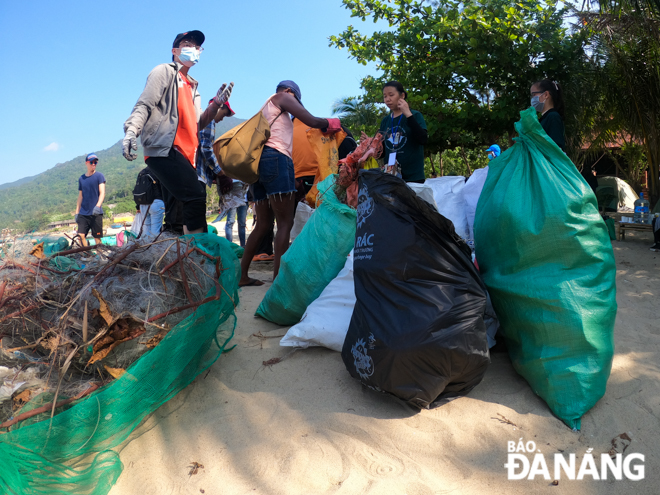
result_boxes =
[579,2,660,200]
[331,96,388,137]
[330,0,588,155]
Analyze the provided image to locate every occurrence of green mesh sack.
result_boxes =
[256,175,356,325]
[0,234,239,495]
[474,108,616,430]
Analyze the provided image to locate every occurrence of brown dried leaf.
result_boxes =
[88,320,146,365]
[93,335,115,353]
[13,389,32,408]
[42,334,61,356]
[30,242,45,259]
[103,365,126,379]
[141,327,170,349]
[92,289,115,326]
[188,462,204,476]
[610,432,632,456]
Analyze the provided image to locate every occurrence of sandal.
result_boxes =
[252,253,273,262]
[239,278,265,287]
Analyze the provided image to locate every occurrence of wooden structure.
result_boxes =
[618,221,653,240]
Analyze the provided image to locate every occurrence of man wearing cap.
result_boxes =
[122,30,234,234]
[75,153,106,246]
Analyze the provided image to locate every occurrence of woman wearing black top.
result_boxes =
[530,79,598,191]
[379,81,428,183]
[530,79,565,151]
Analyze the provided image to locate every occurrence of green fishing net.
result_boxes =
[0,234,239,494]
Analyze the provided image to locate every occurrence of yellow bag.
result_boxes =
[213,111,282,184]
[305,128,346,206]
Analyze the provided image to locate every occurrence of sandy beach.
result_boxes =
[109,228,659,495]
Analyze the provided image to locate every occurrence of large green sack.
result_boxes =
[256,175,356,325]
[474,108,616,430]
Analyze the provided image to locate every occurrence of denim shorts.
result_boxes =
[252,146,296,202]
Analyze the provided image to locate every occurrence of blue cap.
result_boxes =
[276,80,302,104]
[86,153,99,162]
[486,145,501,157]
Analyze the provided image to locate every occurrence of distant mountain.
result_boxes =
[0,174,39,191]
[0,116,245,231]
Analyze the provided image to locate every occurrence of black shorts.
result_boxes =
[146,148,207,232]
[77,214,103,238]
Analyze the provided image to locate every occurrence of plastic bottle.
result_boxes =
[633,193,650,224]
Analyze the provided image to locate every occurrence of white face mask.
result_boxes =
[178,47,200,67]
[531,95,545,112]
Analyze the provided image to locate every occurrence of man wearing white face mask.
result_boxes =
[122,30,234,234]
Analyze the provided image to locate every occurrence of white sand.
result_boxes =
[110,229,660,495]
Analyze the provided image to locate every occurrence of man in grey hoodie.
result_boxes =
[122,30,233,234]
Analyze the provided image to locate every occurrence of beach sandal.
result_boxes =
[239,278,265,287]
[252,253,272,262]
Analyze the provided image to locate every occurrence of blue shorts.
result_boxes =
[252,146,296,202]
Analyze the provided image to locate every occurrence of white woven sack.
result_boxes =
[290,202,314,242]
[280,251,354,352]
[463,167,489,242]
[424,177,469,239]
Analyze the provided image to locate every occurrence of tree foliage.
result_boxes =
[580,2,660,199]
[330,0,587,154]
[331,96,388,136]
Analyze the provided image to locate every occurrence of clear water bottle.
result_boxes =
[633,193,650,224]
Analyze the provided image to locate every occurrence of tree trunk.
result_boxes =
[428,153,438,177]
[459,148,472,176]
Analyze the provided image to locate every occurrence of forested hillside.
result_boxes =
[0,117,245,231]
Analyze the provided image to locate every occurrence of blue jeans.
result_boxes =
[140,199,165,237]
[252,146,296,202]
[225,204,248,247]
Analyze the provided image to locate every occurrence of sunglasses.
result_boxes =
[89,160,98,164]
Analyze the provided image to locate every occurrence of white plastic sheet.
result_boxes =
[0,366,42,403]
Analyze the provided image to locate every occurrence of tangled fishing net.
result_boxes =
[0,232,239,494]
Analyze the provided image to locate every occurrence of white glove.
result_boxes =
[93,206,104,215]
[122,129,138,161]
[213,82,234,106]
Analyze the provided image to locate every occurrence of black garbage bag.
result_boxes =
[341,170,490,408]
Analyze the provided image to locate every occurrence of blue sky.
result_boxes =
[0,0,382,185]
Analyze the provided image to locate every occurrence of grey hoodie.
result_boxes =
[124,61,216,158]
